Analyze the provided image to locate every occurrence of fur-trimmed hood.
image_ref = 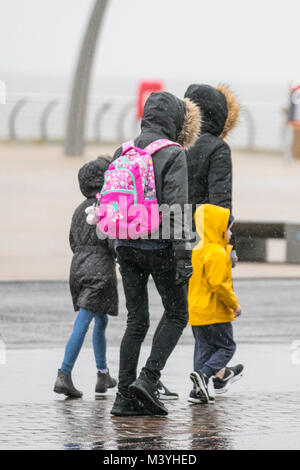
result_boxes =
[141,91,201,149]
[184,84,240,139]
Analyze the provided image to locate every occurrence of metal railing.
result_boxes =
[0,94,287,151]
[0,94,137,144]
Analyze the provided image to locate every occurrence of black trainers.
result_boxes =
[95,369,117,395]
[213,364,244,395]
[129,375,168,416]
[54,369,83,398]
[188,388,203,404]
[190,371,210,404]
[188,387,215,404]
[157,381,179,400]
[111,392,151,416]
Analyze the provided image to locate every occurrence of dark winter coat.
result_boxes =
[184,84,240,213]
[69,159,118,316]
[113,91,201,256]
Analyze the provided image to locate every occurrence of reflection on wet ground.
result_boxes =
[1,279,300,449]
[1,392,300,450]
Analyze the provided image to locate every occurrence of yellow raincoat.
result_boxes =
[188,204,239,326]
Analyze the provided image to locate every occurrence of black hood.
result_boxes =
[78,158,109,198]
[184,84,228,137]
[141,91,186,142]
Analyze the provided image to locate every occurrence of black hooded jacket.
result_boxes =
[69,159,118,316]
[184,84,235,212]
[113,92,200,256]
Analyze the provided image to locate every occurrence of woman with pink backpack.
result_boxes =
[107,91,201,416]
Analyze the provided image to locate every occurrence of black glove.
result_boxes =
[175,251,193,286]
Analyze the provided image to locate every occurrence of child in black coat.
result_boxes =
[54,157,118,398]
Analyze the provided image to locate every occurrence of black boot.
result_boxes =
[129,374,168,416]
[111,392,151,416]
[54,369,82,398]
[95,369,117,394]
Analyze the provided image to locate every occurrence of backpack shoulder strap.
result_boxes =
[144,139,182,156]
[122,140,135,154]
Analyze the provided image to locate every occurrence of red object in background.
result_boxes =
[289,81,300,125]
[137,80,164,119]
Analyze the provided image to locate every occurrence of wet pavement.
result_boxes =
[1,278,300,348]
[1,344,300,450]
[1,279,300,450]
[2,391,300,450]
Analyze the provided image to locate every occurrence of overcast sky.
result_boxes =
[0,0,299,96]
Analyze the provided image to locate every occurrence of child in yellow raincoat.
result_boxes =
[188,204,244,404]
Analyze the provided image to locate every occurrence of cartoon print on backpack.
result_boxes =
[90,139,182,239]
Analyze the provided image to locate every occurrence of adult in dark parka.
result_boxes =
[184,84,240,260]
[184,84,240,208]
[53,158,118,399]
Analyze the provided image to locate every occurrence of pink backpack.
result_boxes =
[95,139,181,239]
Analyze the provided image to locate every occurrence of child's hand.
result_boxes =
[234,305,242,318]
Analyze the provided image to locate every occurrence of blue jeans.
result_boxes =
[61,308,108,373]
[192,323,236,378]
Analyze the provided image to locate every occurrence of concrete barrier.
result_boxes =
[235,221,300,263]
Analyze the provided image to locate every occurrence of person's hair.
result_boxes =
[97,154,112,163]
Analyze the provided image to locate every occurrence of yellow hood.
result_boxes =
[188,204,238,326]
[195,204,230,249]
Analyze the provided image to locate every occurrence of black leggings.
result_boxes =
[116,246,188,395]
